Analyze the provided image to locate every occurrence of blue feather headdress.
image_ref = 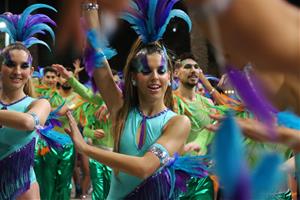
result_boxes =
[0,4,57,50]
[121,0,192,44]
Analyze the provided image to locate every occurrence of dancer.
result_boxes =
[173,52,215,199]
[0,4,56,199]
[53,63,114,199]
[66,0,207,199]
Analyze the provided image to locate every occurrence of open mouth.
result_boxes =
[148,84,161,92]
[188,75,198,79]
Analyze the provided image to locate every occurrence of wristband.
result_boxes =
[148,143,171,166]
[28,112,41,128]
[82,3,99,11]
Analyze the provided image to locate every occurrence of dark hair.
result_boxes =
[178,52,197,62]
[43,66,58,76]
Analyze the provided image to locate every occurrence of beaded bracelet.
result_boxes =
[148,143,172,166]
[28,112,40,128]
[82,2,99,11]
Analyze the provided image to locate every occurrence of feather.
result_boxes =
[125,153,208,200]
[0,15,17,39]
[157,9,192,40]
[226,65,277,137]
[17,4,56,38]
[121,0,192,43]
[0,3,56,49]
[277,110,300,130]
[213,111,249,198]
[251,153,283,200]
[23,37,50,50]
[24,23,55,41]
[84,29,117,93]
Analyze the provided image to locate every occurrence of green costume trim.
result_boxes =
[173,93,215,155]
[68,76,104,106]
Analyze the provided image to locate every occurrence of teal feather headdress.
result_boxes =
[121,0,192,44]
[0,3,57,50]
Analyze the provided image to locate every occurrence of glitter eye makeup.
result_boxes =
[132,49,168,75]
[3,59,30,69]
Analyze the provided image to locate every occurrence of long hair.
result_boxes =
[112,38,174,153]
[1,42,36,97]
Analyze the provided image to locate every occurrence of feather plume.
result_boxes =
[121,0,191,43]
[0,3,56,49]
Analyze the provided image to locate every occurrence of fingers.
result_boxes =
[66,111,80,132]
[205,124,220,132]
[209,113,223,121]
[64,128,72,135]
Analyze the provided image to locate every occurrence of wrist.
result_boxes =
[82,2,99,11]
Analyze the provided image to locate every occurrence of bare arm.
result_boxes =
[84,7,123,116]
[189,0,300,73]
[66,111,191,179]
[0,98,51,130]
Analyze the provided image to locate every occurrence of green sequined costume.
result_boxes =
[34,84,78,200]
[174,93,215,200]
[68,76,113,200]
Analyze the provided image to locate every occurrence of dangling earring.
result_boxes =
[168,81,172,86]
[132,79,136,86]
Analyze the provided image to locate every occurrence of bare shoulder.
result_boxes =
[165,114,191,130]
[28,98,51,110]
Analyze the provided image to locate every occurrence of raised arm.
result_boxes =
[0,99,51,131]
[188,0,300,73]
[52,64,104,105]
[83,7,123,116]
[66,111,190,179]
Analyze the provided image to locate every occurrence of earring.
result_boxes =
[168,81,172,86]
[132,79,136,86]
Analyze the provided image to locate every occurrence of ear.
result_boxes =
[174,68,179,78]
[29,67,34,77]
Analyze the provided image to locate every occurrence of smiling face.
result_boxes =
[132,51,170,102]
[177,58,201,88]
[43,71,58,88]
[1,49,33,92]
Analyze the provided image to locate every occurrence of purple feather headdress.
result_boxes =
[0,4,57,50]
[121,0,192,44]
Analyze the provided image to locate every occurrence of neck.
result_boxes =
[0,87,26,103]
[177,82,197,101]
[138,97,167,116]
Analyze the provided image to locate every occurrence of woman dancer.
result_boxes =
[0,4,56,199]
[66,0,207,199]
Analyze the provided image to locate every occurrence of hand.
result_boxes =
[207,113,300,152]
[94,105,110,121]
[52,64,73,80]
[184,142,201,154]
[65,111,87,154]
[73,59,84,77]
[94,129,105,139]
[238,118,300,152]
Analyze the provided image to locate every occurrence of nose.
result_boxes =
[151,70,159,80]
[12,65,22,75]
